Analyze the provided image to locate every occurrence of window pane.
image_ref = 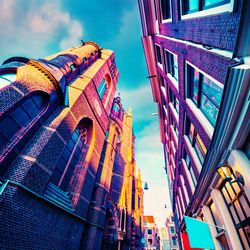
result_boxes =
[190,167,197,186]
[182,0,199,14]
[200,93,219,126]
[161,0,171,19]
[188,66,199,105]
[0,133,7,148]
[98,79,107,99]
[188,123,195,142]
[0,116,19,140]
[156,45,162,64]
[22,99,39,119]
[203,0,230,9]
[230,204,240,224]
[233,200,245,221]
[202,76,223,107]
[196,134,207,157]
[10,106,30,128]
[209,201,223,231]
[173,55,178,80]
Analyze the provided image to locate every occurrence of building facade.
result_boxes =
[138,0,250,249]
[159,227,170,250]
[144,216,160,250]
[102,97,144,250]
[165,214,179,250]
[0,42,143,249]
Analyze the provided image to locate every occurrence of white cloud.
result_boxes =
[118,84,156,121]
[112,3,141,46]
[0,0,84,61]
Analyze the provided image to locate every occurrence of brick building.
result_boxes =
[165,214,179,250]
[138,0,250,249]
[0,42,143,249]
[143,216,160,250]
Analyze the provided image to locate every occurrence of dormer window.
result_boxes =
[83,57,87,63]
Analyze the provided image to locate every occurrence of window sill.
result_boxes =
[184,135,203,173]
[169,103,179,125]
[162,18,172,24]
[181,159,196,193]
[166,73,178,93]
[157,62,163,71]
[186,99,214,139]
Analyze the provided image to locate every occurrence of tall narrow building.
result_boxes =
[0,42,144,249]
[138,0,250,249]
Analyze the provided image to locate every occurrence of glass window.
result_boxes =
[113,103,120,116]
[155,44,162,64]
[187,64,223,126]
[97,79,107,100]
[183,149,197,186]
[172,236,177,246]
[182,0,230,14]
[186,117,207,164]
[154,0,158,20]
[50,124,90,192]
[148,229,152,234]
[0,93,48,149]
[203,0,230,9]
[165,51,178,80]
[220,180,250,249]
[170,226,175,233]
[169,88,179,113]
[160,0,171,20]
[209,200,224,233]
[0,73,16,89]
[70,63,77,71]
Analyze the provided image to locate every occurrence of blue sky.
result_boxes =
[0,0,171,226]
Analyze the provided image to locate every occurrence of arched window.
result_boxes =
[50,118,92,192]
[0,72,16,90]
[0,92,49,150]
[97,79,107,100]
[113,103,120,115]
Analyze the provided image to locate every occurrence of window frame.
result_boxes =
[183,149,197,187]
[180,0,235,20]
[219,179,250,248]
[185,116,207,164]
[186,62,223,127]
[0,91,49,151]
[155,44,163,66]
[165,50,178,81]
[160,0,172,23]
[97,78,107,100]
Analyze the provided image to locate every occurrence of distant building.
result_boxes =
[166,214,179,250]
[102,97,144,250]
[138,0,250,249]
[159,227,170,250]
[0,42,143,250]
[144,216,160,250]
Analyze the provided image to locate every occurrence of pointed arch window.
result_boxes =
[0,92,49,150]
[97,79,107,100]
[50,119,92,192]
[113,103,120,115]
